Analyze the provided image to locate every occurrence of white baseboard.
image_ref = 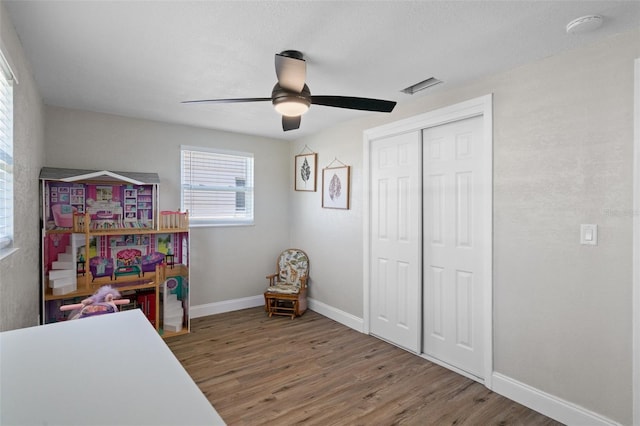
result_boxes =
[492,373,619,426]
[421,353,483,384]
[190,295,264,318]
[307,298,364,332]
[191,295,365,333]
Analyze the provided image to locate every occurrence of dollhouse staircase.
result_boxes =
[161,278,184,333]
[48,234,84,296]
[163,293,184,333]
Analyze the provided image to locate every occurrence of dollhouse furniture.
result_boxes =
[165,253,175,268]
[264,248,309,319]
[51,204,76,228]
[87,200,123,229]
[141,251,166,275]
[0,310,224,425]
[40,167,191,338]
[116,248,142,266]
[114,248,142,278]
[114,264,141,279]
[89,256,114,281]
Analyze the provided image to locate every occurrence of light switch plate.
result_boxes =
[580,224,598,245]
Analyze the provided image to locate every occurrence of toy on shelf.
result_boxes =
[51,204,77,228]
[114,248,142,279]
[141,251,166,276]
[60,285,130,320]
[89,256,114,281]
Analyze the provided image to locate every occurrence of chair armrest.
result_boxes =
[300,275,308,289]
[266,273,278,286]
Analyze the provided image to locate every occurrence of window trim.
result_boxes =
[0,46,15,256]
[180,145,255,228]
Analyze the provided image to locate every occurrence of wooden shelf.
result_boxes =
[161,328,189,339]
[44,278,157,301]
[71,210,188,235]
[44,228,76,234]
[44,227,188,236]
[164,264,188,277]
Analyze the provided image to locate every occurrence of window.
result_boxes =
[181,146,254,226]
[0,50,14,251]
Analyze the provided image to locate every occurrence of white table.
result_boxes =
[0,309,225,425]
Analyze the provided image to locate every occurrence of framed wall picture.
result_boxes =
[295,153,317,192]
[322,166,350,209]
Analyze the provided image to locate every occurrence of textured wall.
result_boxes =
[288,122,367,317]
[490,32,636,423]
[0,1,45,331]
[4,0,638,419]
[291,29,639,424]
[44,107,291,306]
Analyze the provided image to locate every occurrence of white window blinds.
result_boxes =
[0,53,14,249]
[181,146,254,226]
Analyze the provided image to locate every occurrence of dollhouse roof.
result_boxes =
[39,167,160,185]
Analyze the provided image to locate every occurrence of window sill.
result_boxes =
[189,221,255,228]
[0,247,19,261]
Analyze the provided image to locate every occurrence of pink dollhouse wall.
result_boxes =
[51,204,76,227]
[85,185,121,204]
[44,233,70,272]
[92,234,162,260]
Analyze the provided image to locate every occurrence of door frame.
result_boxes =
[363,94,494,387]
[632,57,639,426]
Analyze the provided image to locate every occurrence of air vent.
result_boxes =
[401,77,443,95]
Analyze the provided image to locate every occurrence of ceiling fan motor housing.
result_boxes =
[279,50,304,60]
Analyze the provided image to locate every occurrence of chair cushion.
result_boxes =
[278,249,309,287]
[266,284,299,294]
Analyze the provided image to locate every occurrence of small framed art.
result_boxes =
[295,153,317,191]
[322,166,350,209]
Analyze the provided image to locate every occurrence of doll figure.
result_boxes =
[60,285,129,320]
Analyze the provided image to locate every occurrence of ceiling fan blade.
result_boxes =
[282,115,301,132]
[182,97,271,104]
[310,96,396,113]
[275,51,306,93]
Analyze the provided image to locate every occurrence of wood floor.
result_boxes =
[167,307,562,426]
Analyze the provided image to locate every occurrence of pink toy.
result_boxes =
[51,204,77,228]
[60,285,130,320]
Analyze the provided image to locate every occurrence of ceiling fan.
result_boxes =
[182,50,397,132]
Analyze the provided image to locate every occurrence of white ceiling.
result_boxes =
[4,1,640,141]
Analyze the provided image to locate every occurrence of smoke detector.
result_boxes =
[566,15,603,34]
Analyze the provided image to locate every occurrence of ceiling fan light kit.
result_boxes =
[183,50,397,132]
[272,83,311,116]
[273,99,310,116]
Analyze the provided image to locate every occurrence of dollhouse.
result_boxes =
[39,167,190,337]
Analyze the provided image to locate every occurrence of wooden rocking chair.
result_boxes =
[263,248,309,319]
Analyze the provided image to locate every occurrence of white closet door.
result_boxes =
[423,115,485,378]
[369,131,422,353]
